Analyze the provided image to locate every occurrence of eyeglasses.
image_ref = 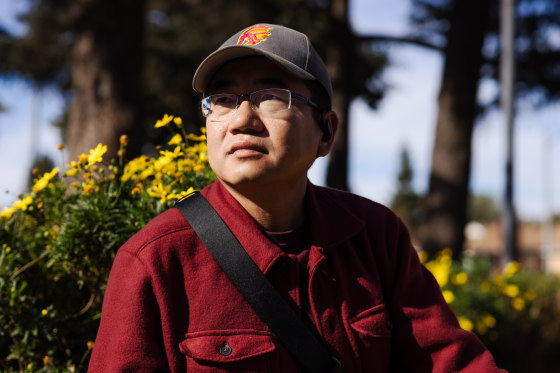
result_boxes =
[201,88,321,120]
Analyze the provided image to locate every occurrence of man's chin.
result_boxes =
[216,171,280,190]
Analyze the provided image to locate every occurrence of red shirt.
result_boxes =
[89,180,506,372]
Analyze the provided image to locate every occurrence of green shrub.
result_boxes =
[0,115,214,372]
[422,249,560,373]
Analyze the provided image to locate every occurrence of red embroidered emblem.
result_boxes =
[237,25,274,46]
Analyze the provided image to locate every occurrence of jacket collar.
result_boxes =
[201,179,364,272]
[304,181,364,249]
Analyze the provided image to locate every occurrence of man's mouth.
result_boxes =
[228,142,268,157]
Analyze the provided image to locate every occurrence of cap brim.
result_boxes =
[192,45,317,93]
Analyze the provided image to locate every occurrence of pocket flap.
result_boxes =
[350,304,392,338]
[179,329,276,363]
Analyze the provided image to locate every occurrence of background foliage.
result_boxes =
[0,117,214,372]
[423,249,560,372]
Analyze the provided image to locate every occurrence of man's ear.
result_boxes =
[317,110,339,158]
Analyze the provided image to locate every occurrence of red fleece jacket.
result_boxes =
[89,180,506,372]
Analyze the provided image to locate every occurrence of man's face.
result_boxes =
[205,57,329,190]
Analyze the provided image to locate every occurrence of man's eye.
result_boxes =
[213,96,235,105]
[261,93,282,101]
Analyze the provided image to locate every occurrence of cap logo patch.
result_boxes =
[237,25,274,46]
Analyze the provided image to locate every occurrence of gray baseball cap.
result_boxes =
[192,23,333,104]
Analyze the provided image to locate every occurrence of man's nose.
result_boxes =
[228,100,263,133]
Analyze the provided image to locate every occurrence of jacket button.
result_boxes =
[219,344,232,356]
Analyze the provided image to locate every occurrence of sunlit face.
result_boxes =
[205,57,329,191]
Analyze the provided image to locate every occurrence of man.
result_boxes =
[89,24,505,372]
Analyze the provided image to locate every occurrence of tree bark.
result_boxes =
[418,0,491,259]
[326,0,351,191]
[66,0,145,162]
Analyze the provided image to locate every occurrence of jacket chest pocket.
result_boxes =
[179,329,278,372]
[349,304,393,372]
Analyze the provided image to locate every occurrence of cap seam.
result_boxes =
[305,36,311,71]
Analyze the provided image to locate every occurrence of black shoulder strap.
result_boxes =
[174,192,341,373]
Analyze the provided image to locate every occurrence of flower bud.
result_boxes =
[120,134,129,147]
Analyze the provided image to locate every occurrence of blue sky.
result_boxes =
[1,0,559,221]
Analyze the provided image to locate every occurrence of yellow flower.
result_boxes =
[33,168,59,193]
[155,113,174,128]
[65,168,79,177]
[168,133,183,146]
[452,272,468,286]
[458,317,473,331]
[140,168,155,180]
[475,320,488,335]
[186,133,206,142]
[159,146,184,160]
[503,261,520,278]
[122,155,150,182]
[41,309,48,316]
[147,183,172,204]
[87,143,108,167]
[425,261,450,287]
[57,144,64,150]
[524,289,536,301]
[173,116,183,127]
[512,297,525,311]
[87,341,95,349]
[43,356,51,366]
[120,134,129,147]
[79,153,89,165]
[480,313,496,328]
[83,184,94,195]
[194,164,207,172]
[480,280,491,292]
[13,195,33,211]
[0,206,15,220]
[440,248,453,259]
[168,187,195,201]
[67,160,80,169]
[417,250,428,263]
[503,284,520,298]
[131,187,141,196]
[442,290,455,304]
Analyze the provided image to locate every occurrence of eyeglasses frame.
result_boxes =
[200,88,322,119]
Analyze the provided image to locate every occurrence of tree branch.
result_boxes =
[355,33,444,52]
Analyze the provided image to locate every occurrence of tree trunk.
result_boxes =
[326,0,351,191]
[418,0,491,259]
[66,0,145,162]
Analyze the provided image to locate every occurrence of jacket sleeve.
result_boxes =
[89,249,169,372]
[387,219,506,373]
